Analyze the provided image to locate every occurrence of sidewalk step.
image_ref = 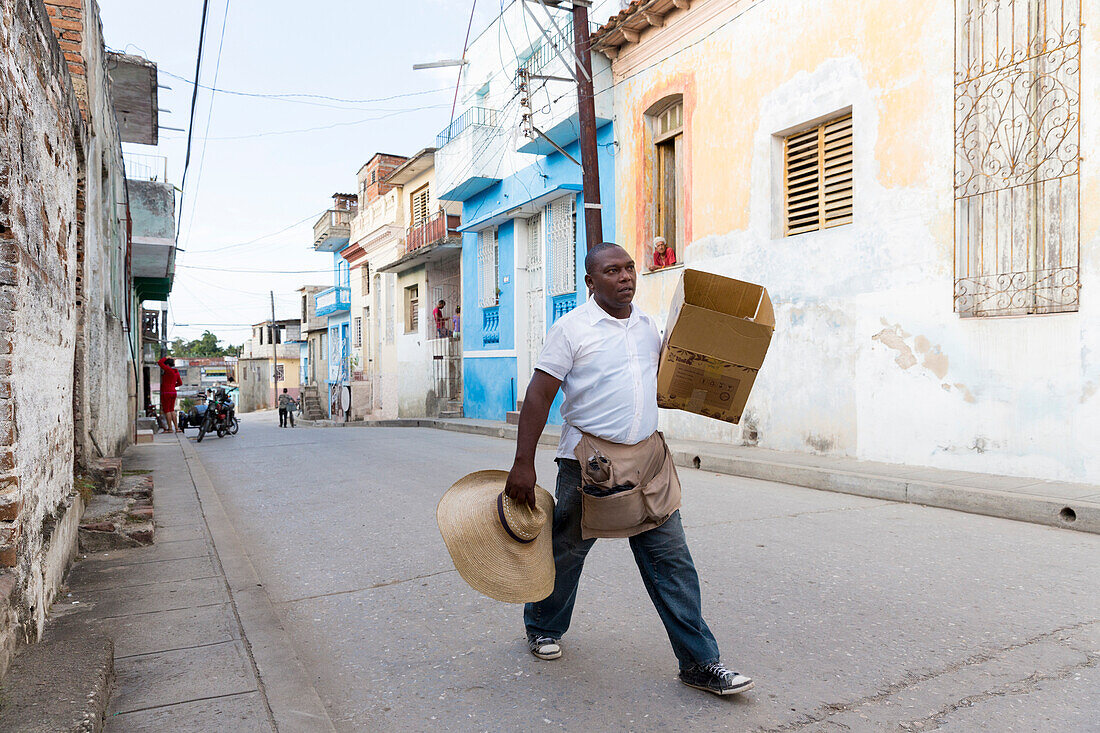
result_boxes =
[0,632,113,733]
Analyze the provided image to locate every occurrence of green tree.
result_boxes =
[170,330,236,358]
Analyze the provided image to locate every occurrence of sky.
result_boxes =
[98,0,505,348]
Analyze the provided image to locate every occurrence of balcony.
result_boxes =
[313,209,354,252]
[406,210,461,256]
[515,23,612,156]
[377,211,462,274]
[435,107,505,202]
[314,286,351,317]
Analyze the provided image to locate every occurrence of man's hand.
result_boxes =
[504,458,537,509]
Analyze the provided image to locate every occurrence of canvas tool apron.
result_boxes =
[573,430,682,540]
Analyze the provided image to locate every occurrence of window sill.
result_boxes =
[641,264,684,276]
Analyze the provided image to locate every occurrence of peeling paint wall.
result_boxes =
[0,0,83,643]
[610,0,1100,482]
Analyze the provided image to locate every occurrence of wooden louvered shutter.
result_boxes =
[784,114,853,235]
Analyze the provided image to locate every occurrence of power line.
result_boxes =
[451,0,479,124]
[193,104,450,141]
[183,0,232,250]
[159,69,454,109]
[175,0,213,242]
[178,264,333,274]
[189,211,322,254]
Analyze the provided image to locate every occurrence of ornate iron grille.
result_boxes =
[548,197,577,297]
[954,0,1081,317]
[477,228,499,308]
[526,215,546,374]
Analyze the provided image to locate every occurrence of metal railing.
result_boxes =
[403,210,460,257]
[436,107,498,147]
[124,152,169,182]
[518,17,574,76]
[314,286,351,316]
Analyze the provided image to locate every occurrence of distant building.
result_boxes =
[236,320,302,412]
[311,193,359,418]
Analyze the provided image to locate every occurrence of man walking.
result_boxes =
[504,242,753,696]
[278,387,296,428]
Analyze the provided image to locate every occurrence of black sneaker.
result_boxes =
[526,634,561,660]
[679,662,754,695]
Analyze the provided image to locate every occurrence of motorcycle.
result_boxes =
[196,391,239,442]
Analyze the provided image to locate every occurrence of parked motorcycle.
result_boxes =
[196,390,239,442]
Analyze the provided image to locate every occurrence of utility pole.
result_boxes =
[270,291,278,411]
[571,0,602,252]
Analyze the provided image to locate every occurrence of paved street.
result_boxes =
[192,413,1100,732]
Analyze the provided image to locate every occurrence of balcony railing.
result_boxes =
[436,107,498,147]
[518,17,574,76]
[124,153,169,182]
[314,286,351,317]
[403,210,461,257]
[313,209,355,251]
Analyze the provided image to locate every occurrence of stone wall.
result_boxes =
[49,0,133,464]
[0,0,85,649]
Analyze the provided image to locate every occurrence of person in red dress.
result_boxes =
[651,236,677,270]
[158,356,183,433]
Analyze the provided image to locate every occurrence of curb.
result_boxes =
[322,418,1100,535]
[0,633,113,732]
[178,436,337,733]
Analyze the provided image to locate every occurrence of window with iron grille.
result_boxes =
[548,197,576,296]
[405,285,419,334]
[783,114,853,236]
[953,0,1081,317]
[353,317,362,347]
[411,184,431,226]
[477,227,499,307]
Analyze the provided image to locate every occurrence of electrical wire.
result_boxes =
[159,69,454,110]
[182,0,231,250]
[178,264,334,274]
[189,211,323,254]
[192,104,451,141]
[452,0,479,124]
[175,0,213,242]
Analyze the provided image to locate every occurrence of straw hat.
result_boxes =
[437,470,555,603]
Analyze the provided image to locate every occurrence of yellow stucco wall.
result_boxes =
[607,0,1100,481]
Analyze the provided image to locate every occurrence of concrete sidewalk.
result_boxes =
[301,416,1100,534]
[46,433,333,732]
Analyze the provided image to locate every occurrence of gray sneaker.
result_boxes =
[679,661,754,695]
[526,634,561,660]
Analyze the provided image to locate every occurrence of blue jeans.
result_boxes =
[524,459,720,670]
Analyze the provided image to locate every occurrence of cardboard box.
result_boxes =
[657,269,774,424]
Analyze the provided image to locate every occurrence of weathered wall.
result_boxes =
[611,0,1100,482]
[62,0,133,463]
[0,0,84,642]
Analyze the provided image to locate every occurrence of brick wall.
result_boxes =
[361,154,408,205]
[0,0,85,643]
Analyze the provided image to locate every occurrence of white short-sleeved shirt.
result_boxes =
[534,296,662,459]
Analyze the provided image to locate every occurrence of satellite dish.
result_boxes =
[339,385,352,413]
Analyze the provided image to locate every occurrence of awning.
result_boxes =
[458,184,582,233]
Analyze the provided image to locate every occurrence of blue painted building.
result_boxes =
[453,129,616,422]
[433,2,618,423]
[311,195,355,417]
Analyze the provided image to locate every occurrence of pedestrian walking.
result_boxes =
[157,356,183,434]
[278,388,296,428]
[503,242,753,696]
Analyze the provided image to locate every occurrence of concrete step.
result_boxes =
[0,632,113,732]
[440,410,464,419]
